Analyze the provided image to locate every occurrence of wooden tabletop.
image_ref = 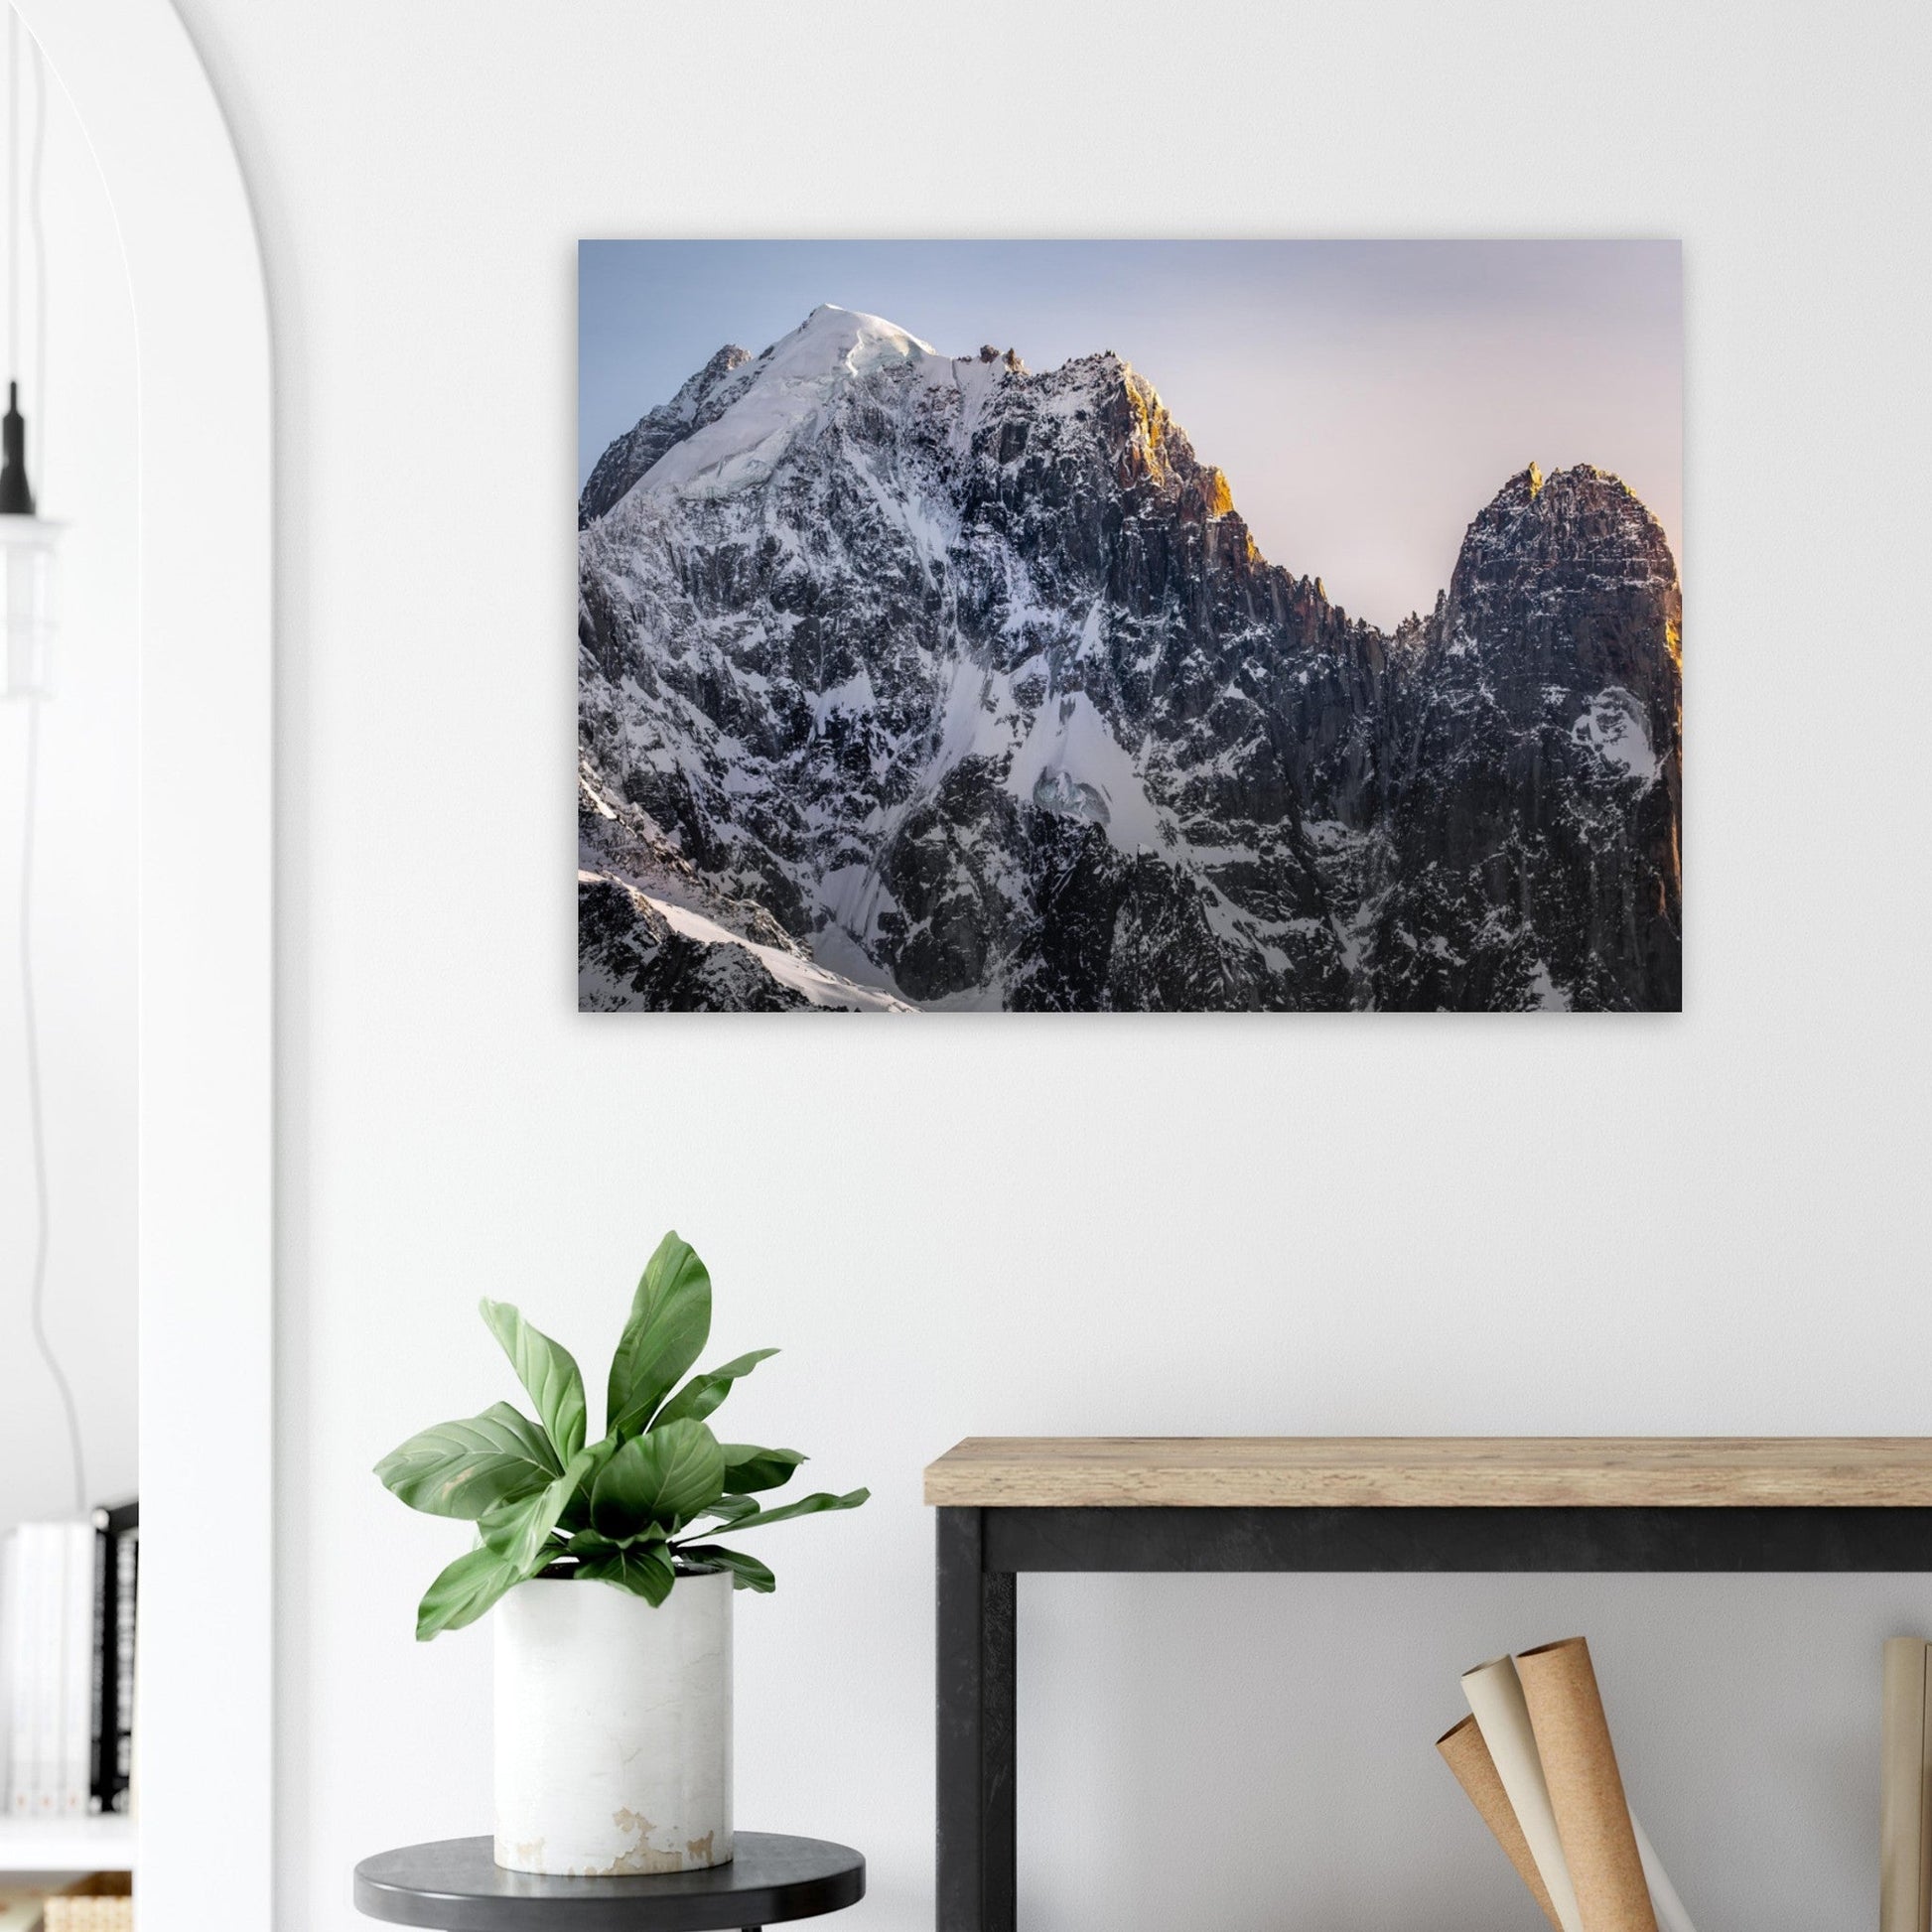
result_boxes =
[922,1438,1932,1508]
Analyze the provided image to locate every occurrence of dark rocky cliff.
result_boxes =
[1370,464,1683,1010]
[578,345,752,527]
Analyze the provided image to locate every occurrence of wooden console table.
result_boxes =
[924,1436,1932,1932]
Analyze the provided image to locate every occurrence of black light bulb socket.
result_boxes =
[0,380,37,516]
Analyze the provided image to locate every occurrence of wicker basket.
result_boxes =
[43,1906,132,1932]
[43,1870,132,1931]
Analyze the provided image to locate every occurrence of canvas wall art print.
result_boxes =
[578,241,1681,1013]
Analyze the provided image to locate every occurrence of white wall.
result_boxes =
[161,0,1932,1925]
[0,22,138,1527]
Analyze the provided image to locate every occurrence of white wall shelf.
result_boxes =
[0,1814,135,1872]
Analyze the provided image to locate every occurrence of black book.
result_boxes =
[88,1500,137,1815]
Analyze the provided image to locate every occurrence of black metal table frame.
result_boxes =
[934,1502,1932,1932]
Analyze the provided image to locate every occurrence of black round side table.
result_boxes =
[353,1834,866,1932]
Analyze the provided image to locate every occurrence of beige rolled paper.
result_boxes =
[1516,1636,1658,1932]
[1461,1655,1585,1932]
[1878,1636,1932,1932]
[1631,1816,1698,1932]
[1438,1713,1565,1932]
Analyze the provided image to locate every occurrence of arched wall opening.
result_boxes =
[8,3,271,1926]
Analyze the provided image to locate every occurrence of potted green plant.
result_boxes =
[375,1231,867,1878]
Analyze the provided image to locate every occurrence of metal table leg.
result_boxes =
[936,1507,1015,1932]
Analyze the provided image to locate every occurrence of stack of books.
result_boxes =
[1437,1634,1695,1932]
[0,1504,137,1821]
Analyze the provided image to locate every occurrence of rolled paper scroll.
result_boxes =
[1438,1712,1565,1931]
[1461,1654,1585,1932]
[1515,1636,1658,1932]
[1631,1816,1698,1932]
[1879,1636,1932,1932]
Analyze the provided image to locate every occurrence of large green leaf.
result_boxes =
[565,1524,665,1560]
[694,1493,761,1530]
[654,1348,778,1429]
[480,1447,599,1572]
[591,1420,727,1541]
[717,1486,870,1534]
[415,1543,525,1641]
[720,1444,806,1494]
[559,1436,621,1535]
[577,1541,676,1607]
[606,1233,712,1438]
[374,1402,562,1520]
[675,1544,776,1593]
[588,1437,654,1542]
[480,1299,587,1460]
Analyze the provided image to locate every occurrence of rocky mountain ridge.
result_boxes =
[578,305,1681,1011]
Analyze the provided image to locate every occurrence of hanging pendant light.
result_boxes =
[0,375,57,698]
[3,1,57,702]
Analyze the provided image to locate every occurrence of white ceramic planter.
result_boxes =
[493,1568,733,1876]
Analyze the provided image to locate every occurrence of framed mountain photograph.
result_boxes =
[578,240,1682,1014]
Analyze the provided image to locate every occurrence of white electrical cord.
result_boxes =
[6,13,15,381]
[27,5,41,460]
[10,6,86,1517]
[21,695,85,1516]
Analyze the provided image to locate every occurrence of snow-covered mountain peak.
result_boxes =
[621,304,944,503]
[781,302,937,373]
